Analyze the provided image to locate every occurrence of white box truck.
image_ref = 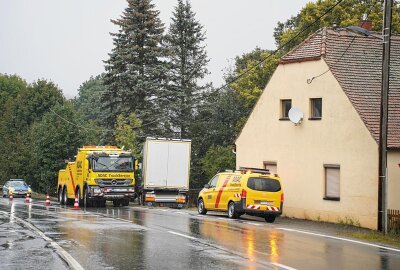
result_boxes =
[141,137,191,207]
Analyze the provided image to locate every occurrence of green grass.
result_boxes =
[340,231,400,248]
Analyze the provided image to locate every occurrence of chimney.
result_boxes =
[359,13,373,31]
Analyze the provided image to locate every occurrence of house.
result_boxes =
[235,27,400,230]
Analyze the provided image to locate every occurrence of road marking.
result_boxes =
[245,222,261,226]
[272,262,298,270]
[277,227,400,253]
[168,230,198,240]
[0,210,84,270]
[174,211,188,215]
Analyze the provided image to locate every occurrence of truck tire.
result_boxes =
[265,215,276,223]
[83,187,92,208]
[228,201,238,219]
[76,188,82,206]
[198,198,207,215]
[98,200,106,207]
[113,200,121,207]
[58,187,64,205]
[62,187,68,205]
[121,199,129,206]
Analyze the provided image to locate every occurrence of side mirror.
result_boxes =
[134,160,139,170]
[204,184,210,189]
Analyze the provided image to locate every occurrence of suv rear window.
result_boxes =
[247,177,281,192]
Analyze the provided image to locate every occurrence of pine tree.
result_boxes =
[164,0,209,138]
[102,0,169,139]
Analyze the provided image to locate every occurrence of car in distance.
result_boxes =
[2,179,32,198]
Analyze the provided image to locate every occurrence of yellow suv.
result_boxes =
[197,167,284,223]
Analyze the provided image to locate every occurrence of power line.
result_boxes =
[202,0,346,96]
[49,107,169,133]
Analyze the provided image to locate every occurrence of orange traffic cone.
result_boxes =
[72,195,80,210]
[25,193,31,203]
[45,193,51,206]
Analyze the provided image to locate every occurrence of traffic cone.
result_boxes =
[9,194,13,201]
[45,193,51,206]
[72,195,80,210]
[25,193,31,203]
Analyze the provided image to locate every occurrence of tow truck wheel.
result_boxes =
[198,198,207,215]
[83,187,92,208]
[228,201,238,219]
[113,200,121,207]
[58,187,64,205]
[63,187,70,206]
[121,199,129,206]
[98,200,106,207]
[265,215,276,223]
[76,188,82,206]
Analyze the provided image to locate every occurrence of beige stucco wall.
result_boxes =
[236,59,380,229]
[388,150,400,210]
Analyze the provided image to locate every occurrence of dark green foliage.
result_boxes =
[164,0,209,138]
[74,74,107,125]
[274,0,400,54]
[102,0,169,137]
[189,88,244,187]
[30,102,84,193]
[0,75,96,193]
[0,74,27,111]
[201,145,236,180]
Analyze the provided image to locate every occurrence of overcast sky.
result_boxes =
[0,0,311,98]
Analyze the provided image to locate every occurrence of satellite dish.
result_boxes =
[288,107,304,125]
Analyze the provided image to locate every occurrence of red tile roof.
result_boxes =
[280,28,400,149]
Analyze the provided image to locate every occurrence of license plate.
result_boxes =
[260,201,274,206]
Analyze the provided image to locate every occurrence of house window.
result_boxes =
[324,164,340,201]
[310,98,322,119]
[263,161,277,174]
[280,99,292,120]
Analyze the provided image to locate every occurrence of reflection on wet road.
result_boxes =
[1,198,399,270]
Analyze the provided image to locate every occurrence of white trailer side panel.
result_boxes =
[144,140,168,187]
[143,139,190,190]
[166,141,190,189]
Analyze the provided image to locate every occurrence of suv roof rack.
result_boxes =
[238,167,270,174]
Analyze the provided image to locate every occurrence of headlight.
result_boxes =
[28,188,32,193]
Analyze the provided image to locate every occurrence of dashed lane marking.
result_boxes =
[272,262,298,270]
[168,230,198,240]
[245,222,261,226]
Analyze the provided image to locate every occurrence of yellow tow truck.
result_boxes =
[57,146,137,207]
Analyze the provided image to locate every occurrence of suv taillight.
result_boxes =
[241,189,247,199]
[281,193,284,202]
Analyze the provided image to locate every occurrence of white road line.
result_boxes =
[245,222,261,226]
[272,262,298,270]
[174,211,187,215]
[168,230,198,241]
[0,210,84,270]
[277,227,400,253]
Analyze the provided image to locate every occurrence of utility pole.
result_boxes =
[379,0,393,234]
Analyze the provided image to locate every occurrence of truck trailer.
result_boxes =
[57,145,137,207]
[141,138,191,207]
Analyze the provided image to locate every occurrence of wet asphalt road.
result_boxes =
[0,198,400,270]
